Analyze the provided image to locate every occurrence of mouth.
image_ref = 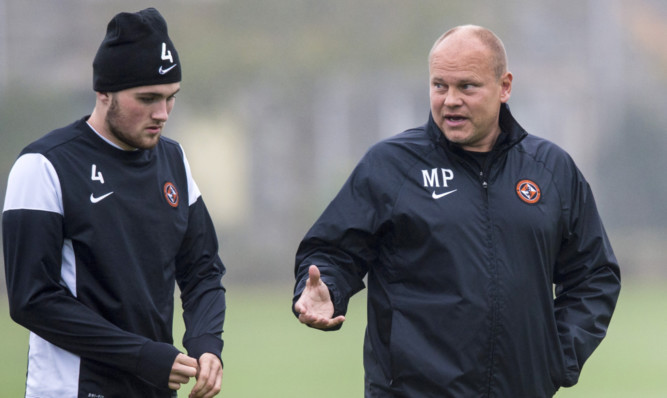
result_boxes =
[444,114,468,126]
[146,125,163,134]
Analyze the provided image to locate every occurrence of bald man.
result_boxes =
[293,25,620,397]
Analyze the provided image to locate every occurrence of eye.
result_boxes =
[138,96,158,104]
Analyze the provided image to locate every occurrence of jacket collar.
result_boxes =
[427,103,528,153]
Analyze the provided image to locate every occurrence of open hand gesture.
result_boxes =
[294,265,346,330]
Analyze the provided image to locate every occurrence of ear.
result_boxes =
[95,91,112,106]
[499,72,513,103]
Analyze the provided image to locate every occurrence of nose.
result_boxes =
[152,100,170,122]
[443,89,462,107]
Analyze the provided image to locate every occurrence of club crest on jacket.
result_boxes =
[163,182,179,207]
[516,179,541,204]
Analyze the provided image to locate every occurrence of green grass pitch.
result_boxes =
[1,280,664,397]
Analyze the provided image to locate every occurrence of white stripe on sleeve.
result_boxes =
[180,145,202,206]
[3,153,63,214]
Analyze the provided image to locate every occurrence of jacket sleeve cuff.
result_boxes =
[136,341,181,389]
[184,334,224,365]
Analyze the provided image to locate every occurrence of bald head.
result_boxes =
[429,25,508,80]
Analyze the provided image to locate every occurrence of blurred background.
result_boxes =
[1,0,666,396]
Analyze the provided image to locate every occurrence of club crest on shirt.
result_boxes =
[163,182,179,207]
[516,179,541,204]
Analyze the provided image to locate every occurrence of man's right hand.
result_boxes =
[293,265,346,330]
[169,353,198,391]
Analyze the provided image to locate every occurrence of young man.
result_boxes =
[293,25,621,397]
[3,8,225,397]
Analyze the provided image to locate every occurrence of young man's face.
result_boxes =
[429,35,512,152]
[104,82,180,150]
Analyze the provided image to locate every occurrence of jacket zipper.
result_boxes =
[479,162,498,397]
[441,141,510,396]
[456,151,498,396]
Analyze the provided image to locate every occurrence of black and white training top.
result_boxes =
[3,117,226,397]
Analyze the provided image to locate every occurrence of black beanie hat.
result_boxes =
[93,8,181,92]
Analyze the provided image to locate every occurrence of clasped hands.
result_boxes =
[170,352,222,398]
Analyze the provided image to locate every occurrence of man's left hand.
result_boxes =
[189,353,223,398]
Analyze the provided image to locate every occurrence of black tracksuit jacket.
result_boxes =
[294,103,621,397]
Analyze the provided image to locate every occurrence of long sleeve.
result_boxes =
[294,148,395,321]
[175,197,226,360]
[175,148,226,361]
[553,165,621,387]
